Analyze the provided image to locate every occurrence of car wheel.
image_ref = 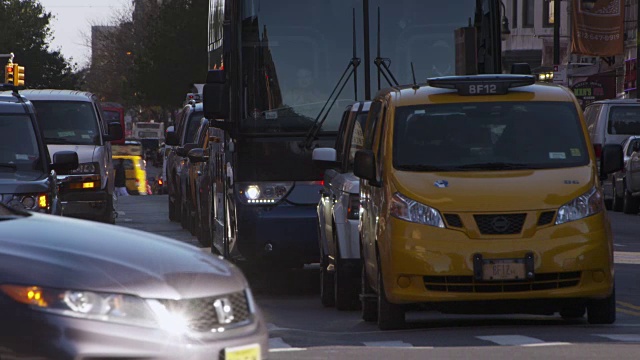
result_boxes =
[560,305,586,320]
[622,184,638,214]
[334,231,360,311]
[361,260,377,322]
[320,238,335,307]
[587,288,616,325]
[377,264,405,330]
[102,194,116,224]
[612,177,623,212]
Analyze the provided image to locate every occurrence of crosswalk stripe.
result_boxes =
[477,335,545,346]
[595,334,640,342]
[362,341,414,347]
[614,251,640,265]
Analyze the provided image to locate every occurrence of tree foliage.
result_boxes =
[0,0,80,89]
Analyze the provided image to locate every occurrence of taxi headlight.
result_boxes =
[390,192,445,228]
[239,182,293,204]
[0,285,158,329]
[555,186,603,225]
[68,162,99,175]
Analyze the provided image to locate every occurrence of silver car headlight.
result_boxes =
[239,182,293,204]
[0,285,157,329]
[390,192,445,228]
[555,186,604,225]
[67,162,99,175]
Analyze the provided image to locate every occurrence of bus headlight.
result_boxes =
[555,186,603,225]
[239,182,293,204]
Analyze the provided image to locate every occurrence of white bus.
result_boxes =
[132,121,164,140]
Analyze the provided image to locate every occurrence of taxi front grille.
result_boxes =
[423,272,581,293]
[159,291,251,332]
[474,214,526,235]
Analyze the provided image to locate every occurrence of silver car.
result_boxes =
[0,204,268,359]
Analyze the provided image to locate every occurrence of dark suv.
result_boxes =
[0,88,78,214]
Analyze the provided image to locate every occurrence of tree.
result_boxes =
[0,0,81,89]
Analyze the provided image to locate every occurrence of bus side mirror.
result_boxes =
[203,70,230,120]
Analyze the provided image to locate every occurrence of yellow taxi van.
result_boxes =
[113,155,147,195]
[354,74,624,330]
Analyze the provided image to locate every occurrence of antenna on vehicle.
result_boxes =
[411,62,419,90]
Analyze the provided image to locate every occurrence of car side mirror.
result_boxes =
[176,143,198,157]
[354,150,379,186]
[165,130,179,146]
[312,148,340,170]
[601,144,624,180]
[51,151,79,173]
[203,69,230,120]
[188,148,208,163]
[104,122,124,142]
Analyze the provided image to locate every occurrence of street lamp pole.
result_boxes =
[553,0,561,65]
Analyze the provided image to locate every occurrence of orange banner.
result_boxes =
[571,0,625,57]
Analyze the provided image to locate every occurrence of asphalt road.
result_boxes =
[115,195,640,359]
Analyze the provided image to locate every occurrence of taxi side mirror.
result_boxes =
[188,148,208,164]
[354,150,379,186]
[600,144,623,179]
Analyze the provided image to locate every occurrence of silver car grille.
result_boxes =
[159,291,251,332]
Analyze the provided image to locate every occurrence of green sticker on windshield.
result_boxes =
[549,152,566,159]
[58,131,75,137]
[570,148,581,156]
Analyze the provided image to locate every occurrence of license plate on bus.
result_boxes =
[482,259,526,281]
[224,344,261,360]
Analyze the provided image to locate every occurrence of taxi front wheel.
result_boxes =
[587,287,616,325]
[377,266,405,330]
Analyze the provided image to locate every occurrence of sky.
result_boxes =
[39,0,130,68]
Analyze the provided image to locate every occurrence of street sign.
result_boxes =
[553,65,567,86]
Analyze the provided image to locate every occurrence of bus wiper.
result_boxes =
[457,162,534,170]
[302,8,360,150]
[374,7,400,90]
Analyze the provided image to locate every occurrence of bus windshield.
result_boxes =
[239,0,475,134]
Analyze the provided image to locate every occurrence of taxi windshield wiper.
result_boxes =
[397,164,453,171]
[456,162,535,170]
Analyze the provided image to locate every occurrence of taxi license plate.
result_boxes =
[482,259,526,281]
[224,344,261,360]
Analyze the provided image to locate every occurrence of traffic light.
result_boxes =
[13,64,24,87]
[4,63,13,84]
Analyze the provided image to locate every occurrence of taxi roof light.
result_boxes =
[427,74,536,96]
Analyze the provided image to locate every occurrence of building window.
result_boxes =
[543,0,555,27]
[512,0,518,28]
[523,0,535,28]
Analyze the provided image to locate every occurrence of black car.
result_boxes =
[0,88,78,215]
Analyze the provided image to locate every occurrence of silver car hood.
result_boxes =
[0,213,246,300]
[47,144,97,164]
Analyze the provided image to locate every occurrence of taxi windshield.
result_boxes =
[393,102,590,171]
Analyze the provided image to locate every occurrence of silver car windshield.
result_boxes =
[32,101,102,146]
[393,102,590,171]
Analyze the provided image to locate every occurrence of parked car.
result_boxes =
[611,135,640,213]
[165,102,204,222]
[17,90,124,223]
[113,155,148,195]
[0,89,78,215]
[181,117,209,236]
[313,101,371,310]
[584,99,640,208]
[0,203,268,359]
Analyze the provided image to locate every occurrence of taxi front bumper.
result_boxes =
[379,213,614,306]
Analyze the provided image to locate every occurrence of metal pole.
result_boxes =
[363,0,371,100]
[553,0,561,65]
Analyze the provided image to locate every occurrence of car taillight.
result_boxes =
[347,194,360,220]
[158,179,163,185]
[593,144,602,159]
